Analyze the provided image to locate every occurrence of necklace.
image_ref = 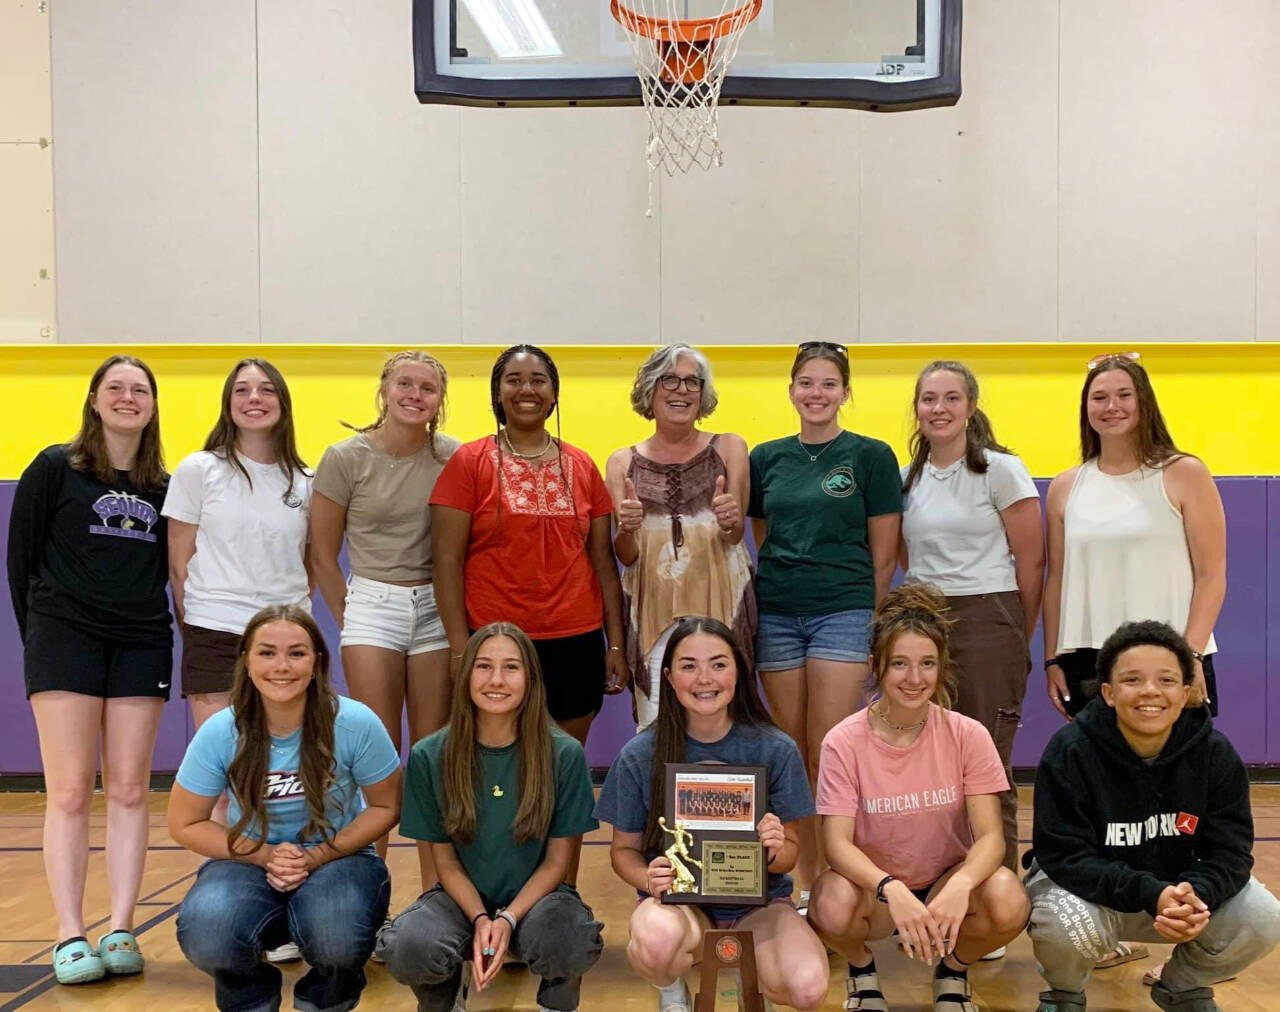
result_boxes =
[874,701,928,732]
[797,433,839,463]
[501,429,553,460]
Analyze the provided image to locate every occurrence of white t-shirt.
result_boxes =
[162,450,313,633]
[901,449,1038,594]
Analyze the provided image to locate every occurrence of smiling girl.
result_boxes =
[899,360,1043,873]
[432,344,627,749]
[377,622,603,1012]
[163,359,313,812]
[595,616,829,1012]
[311,350,460,887]
[8,355,171,984]
[168,604,401,1012]
[807,584,1029,1012]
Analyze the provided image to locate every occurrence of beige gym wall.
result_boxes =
[2,0,1279,345]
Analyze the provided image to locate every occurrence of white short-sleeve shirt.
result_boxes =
[901,449,1038,595]
[162,450,313,633]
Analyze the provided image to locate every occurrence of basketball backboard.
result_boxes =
[414,0,961,109]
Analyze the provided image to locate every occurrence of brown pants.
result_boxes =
[944,591,1030,872]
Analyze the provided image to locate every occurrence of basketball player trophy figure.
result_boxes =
[659,816,703,894]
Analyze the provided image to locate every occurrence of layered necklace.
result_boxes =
[873,701,928,732]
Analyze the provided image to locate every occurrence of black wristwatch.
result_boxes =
[875,874,897,903]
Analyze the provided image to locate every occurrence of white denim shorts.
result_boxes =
[340,575,449,656]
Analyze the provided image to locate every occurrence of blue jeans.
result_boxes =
[755,608,873,670]
[378,884,603,1012]
[177,851,390,1012]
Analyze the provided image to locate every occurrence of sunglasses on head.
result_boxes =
[798,341,848,357]
[1086,351,1142,371]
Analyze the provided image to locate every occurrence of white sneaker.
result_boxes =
[658,977,691,1012]
[264,941,302,963]
[797,889,811,917]
[979,945,1006,960]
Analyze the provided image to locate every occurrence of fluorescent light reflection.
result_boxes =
[461,0,562,59]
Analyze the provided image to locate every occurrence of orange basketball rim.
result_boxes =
[611,0,764,84]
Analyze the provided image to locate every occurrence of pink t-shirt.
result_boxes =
[815,705,1008,889]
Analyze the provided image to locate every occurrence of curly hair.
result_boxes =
[629,344,719,420]
[869,583,957,710]
[1096,620,1195,687]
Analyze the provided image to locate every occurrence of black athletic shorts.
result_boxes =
[24,611,173,700]
[531,628,607,722]
[1058,648,1218,718]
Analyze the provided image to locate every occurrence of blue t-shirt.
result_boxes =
[175,695,400,846]
[594,722,814,917]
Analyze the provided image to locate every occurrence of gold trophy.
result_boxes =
[658,816,703,894]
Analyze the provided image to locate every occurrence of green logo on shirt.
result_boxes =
[822,466,857,498]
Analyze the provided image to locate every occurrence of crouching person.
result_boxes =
[1027,621,1280,1012]
[377,623,603,1012]
[168,605,402,1012]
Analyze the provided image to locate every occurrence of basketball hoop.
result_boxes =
[611,0,763,182]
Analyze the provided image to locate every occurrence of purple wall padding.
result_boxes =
[0,479,1273,773]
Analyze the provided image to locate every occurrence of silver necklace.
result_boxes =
[797,433,838,463]
[501,429,553,460]
[874,701,928,732]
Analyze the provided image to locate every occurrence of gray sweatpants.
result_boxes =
[376,884,603,1012]
[1026,864,1280,995]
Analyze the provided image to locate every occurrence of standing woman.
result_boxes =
[169,605,401,1012]
[748,341,902,898]
[6,355,171,984]
[311,350,459,884]
[900,360,1043,872]
[432,344,627,749]
[1043,354,1226,720]
[377,623,604,1011]
[164,358,313,822]
[594,616,830,1012]
[605,344,755,731]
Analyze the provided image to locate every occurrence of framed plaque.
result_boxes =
[660,763,769,907]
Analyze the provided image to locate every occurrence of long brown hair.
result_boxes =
[341,350,450,463]
[441,622,555,845]
[1080,357,1184,467]
[902,360,1011,493]
[202,358,309,490]
[869,583,957,710]
[225,605,338,855]
[644,616,774,853]
[67,355,167,491]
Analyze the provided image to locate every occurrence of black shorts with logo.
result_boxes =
[24,611,173,700]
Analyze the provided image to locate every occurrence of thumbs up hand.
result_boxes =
[711,474,741,533]
[617,476,645,534]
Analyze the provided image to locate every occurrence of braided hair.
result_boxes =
[489,345,574,521]
[341,350,450,463]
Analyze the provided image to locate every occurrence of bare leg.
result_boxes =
[739,902,829,1010]
[806,869,896,967]
[759,667,814,887]
[100,697,165,932]
[188,691,231,825]
[342,645,408,860]
[935,866,1029,967]
[405,648,451,890]
[804,658,868,877]
[31,692,104,942]
[627,898,708,986]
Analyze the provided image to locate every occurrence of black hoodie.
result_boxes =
[1029,696,1253,916]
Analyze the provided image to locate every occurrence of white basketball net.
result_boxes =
[612,0,760,177]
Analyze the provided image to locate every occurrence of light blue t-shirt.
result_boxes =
[175,695,400,845]
[594,722,814,915]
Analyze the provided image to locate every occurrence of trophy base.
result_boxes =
[695,930,764,1012]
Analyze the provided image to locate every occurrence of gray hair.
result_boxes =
[629,344,719,420]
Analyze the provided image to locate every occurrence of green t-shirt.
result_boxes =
[748,431,902,614]
[401,725,599,909]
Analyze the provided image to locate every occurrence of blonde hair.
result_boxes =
[342,350,450,462]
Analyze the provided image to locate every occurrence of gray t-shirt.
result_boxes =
[313,431,460,582]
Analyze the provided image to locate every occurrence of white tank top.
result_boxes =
[1058,459,1216,653]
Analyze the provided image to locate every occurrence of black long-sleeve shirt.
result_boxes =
[7,445,171,646]
[1029,696,1253,916]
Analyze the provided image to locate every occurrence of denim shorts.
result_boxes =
[340,575,448,656]
[755,608,873,671]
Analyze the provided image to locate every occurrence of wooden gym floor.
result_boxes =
[0,787,1276,1011]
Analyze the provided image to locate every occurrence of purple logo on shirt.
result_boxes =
[90,491,158,542]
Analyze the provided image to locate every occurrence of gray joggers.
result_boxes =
[376,884,603,1012]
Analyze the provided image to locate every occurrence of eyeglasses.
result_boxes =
[658,373,704,393]
[1086,351,1142,371]
[798,341,848,357]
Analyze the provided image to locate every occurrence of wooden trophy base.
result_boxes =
[695,930,763,1011]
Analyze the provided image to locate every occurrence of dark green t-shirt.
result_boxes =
[748,431,902,614]
[401,725,599,909]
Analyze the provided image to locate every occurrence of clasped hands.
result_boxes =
[257,841,322,892]
[471,913,513,994]
[883,877,971,965]
[1154,881,1210,942]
